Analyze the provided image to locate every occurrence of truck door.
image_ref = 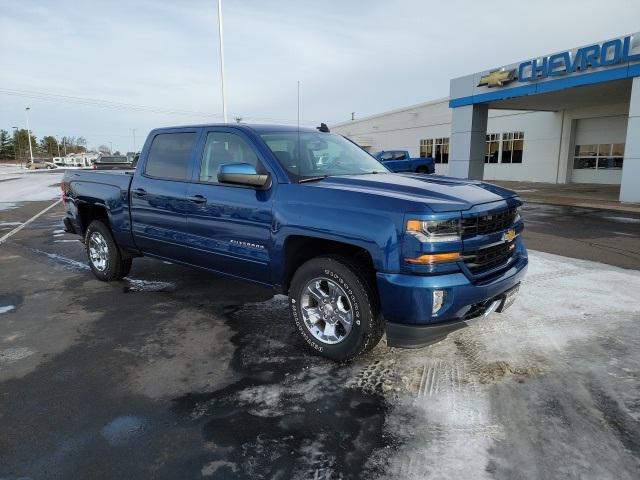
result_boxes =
[380,151,410,172]
[130,129,198,261]
[183,128,273,285]
[391,151,411,171]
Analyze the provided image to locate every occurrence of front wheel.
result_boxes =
[288,255,384,361]
[85,220,132,281]
[416,166,428,174]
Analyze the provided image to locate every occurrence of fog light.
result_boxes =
[432,290,446,315]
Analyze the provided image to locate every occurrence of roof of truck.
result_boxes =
[153,123,322,134]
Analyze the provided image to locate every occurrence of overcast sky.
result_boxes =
[1,0,639,152]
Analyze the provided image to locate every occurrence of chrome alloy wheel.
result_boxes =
[88,231,109,272]
[300,277,354,345]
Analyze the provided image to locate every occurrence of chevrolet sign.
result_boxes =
[477,35,640,88]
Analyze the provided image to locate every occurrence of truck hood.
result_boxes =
[309,173,517,212]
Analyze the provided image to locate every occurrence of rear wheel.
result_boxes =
[85,220,132,281]
[289,255,384,361]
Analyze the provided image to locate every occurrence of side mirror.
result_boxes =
[217,163,270,188]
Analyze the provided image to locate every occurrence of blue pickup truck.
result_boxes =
[62,124,527,360]
[372,150,435,174]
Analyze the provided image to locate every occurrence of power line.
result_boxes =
[0,87,341,126]
[0,88,222,118]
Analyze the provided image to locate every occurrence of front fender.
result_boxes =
[271,203,402,284]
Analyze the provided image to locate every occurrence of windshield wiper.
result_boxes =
[298,175,327,183]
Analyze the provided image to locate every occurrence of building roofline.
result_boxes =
[331,96,450,128]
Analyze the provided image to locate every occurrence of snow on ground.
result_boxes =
[0,172,63,211]
[353,250,640,479]
[0,164,30,176]
[217,251,640,479]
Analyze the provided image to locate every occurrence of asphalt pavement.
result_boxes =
[1,199,639,479]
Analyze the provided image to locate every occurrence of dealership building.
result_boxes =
[332,32,640,202]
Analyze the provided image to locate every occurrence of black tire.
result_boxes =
[288,255,385,361]
[84,220,132,281]
[416,166,428,174]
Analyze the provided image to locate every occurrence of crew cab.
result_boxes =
[372,150,435,174]
[62,124,527,361]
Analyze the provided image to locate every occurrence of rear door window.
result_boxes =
[145,132,196,180]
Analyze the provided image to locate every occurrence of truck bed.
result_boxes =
[62,169,136,249]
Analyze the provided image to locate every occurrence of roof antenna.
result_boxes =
[317,123,329,133]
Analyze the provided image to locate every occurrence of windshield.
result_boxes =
[260,132,388,181]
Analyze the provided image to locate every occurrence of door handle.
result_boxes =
[133,188,147,196]
[187,194,207,204]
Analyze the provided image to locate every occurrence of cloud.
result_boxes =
[1,0,639,151]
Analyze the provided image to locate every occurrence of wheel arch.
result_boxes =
[280,235,376,295]
[77,202,110,235]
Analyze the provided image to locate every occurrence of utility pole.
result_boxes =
[109,141,113,154]
[63,137,67,156]
[217,0,228,122]
[25,107,34,166]
[131,129,137,152]
[56,135,61,156]
[12,126,21,165]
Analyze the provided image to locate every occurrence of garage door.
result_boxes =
[571,116,627,184]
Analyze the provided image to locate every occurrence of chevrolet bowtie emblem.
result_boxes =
[478,68,516,88]
[502,229,517,243]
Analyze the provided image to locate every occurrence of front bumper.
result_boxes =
[377,246,528,348]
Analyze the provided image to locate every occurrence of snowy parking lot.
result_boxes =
[1,171,639,479]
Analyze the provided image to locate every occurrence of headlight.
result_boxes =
[514,205,522,223]
[406,218,461,242]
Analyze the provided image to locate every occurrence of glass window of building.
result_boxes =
[573,143,624,170]
[419,139,433,158]
[434,137,449,164]
[485,134,500,163]
[501,132,524,164]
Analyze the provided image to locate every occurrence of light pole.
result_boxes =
[56,135,61,156]
[25,107,34,167]
[217,0,228,122]
[109,141,113,154]
[63,137,67,156]
[12,126,21,166]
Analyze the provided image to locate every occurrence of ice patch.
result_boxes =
[28,249,89,271]
[603,215,640,224]
[0,347,35,362]
[100,415,147,446]
[0,222,22,227]
[201,461,239,476]
[0,305,15,314]
[54,239,79,243]
[52,229,65,234]
[123,279,175,292]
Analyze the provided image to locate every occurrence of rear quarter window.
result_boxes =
[145,132,196,180]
